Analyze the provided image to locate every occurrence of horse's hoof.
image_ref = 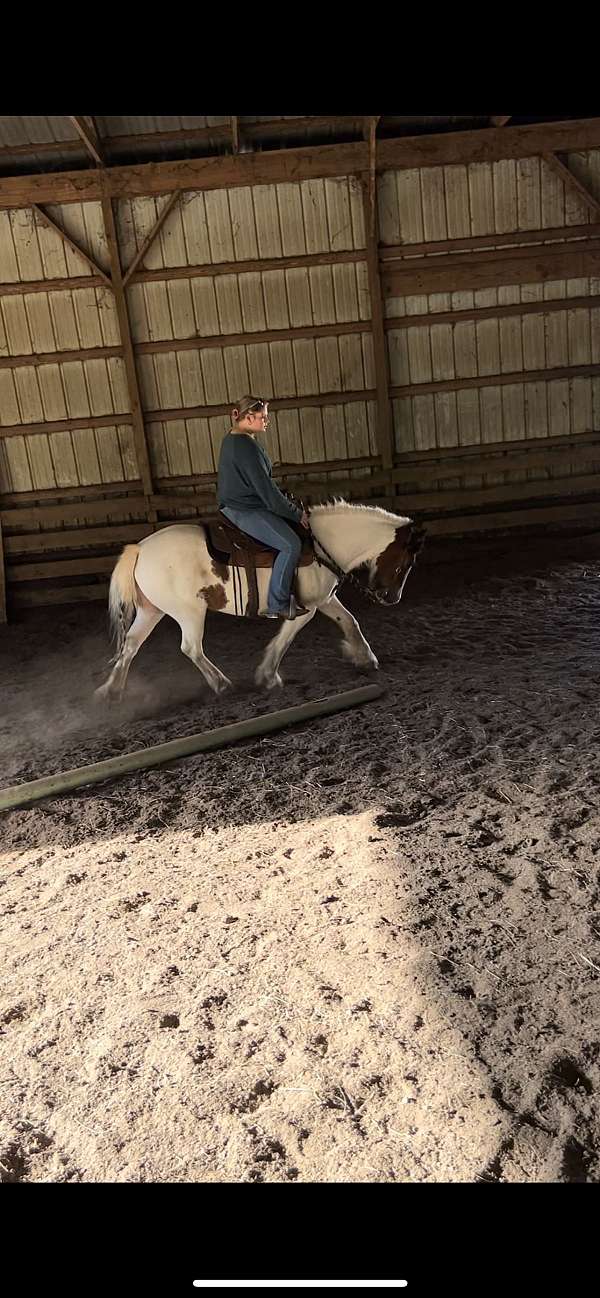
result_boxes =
[357,652,379,671]
[266,672,283,690]
[215,676,233,694]
[348,652,378,673]
[93,684,112,703]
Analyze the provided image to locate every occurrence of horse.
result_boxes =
[95,502,425,700]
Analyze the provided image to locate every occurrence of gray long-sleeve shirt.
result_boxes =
[217,432,301,522]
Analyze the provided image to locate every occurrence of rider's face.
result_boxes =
[245,404,269,434]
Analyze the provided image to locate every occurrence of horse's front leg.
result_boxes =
[318,594,378,670]
[255,608,316,690]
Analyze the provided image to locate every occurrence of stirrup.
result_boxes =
[261,596,310,621]
[284,596,310,620]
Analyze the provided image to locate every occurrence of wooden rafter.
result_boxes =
[68,116,104,166]
[133,248,364,283]
[100,196,155,502]
[0,124,231,162]
[2,117,600,208]
[32,204,112,286]
[0,345,123,371]
[542,151,600,218]
[2,219,598,302]
[0,247,365,300]
[0,412,131,439]
[0,273,106,298]
[122,190,182,287]
[379,219,600,260]
[382,235,600,295]
[0,117,367,164]
[3,220,600,303]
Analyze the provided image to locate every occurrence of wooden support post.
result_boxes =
[101,195,155,510]
[32,204,112,286]
[122,190,182,286]
[68,115,104,166]
[364,116,381,238]
[0,519,6,623]
[362,155,394,473]
[231,116,240,153]
[542,152,600,218]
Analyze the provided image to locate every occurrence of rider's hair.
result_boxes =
[232,395,267,424]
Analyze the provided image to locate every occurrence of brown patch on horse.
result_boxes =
[377,524,426,579]
[198,583,228,611]
[373,523,425,599]
[375,525,413,586]
[211,558,230,582]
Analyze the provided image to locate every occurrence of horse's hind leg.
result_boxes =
[318,594,378,669]
[95,604,164,701]
[255,608,316,689]
[178,605,232,695]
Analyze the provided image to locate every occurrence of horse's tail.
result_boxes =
[108,543,140,656]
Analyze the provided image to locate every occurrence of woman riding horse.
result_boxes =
[217,395,310,621]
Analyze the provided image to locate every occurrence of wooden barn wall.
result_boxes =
[117,180,375,478]
[0,179,375,496]
[0,146,600,613]
[379,153,600,488]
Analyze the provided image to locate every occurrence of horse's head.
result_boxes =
[368,520,426,605]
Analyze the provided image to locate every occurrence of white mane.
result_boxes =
[308,499,412,572]
[310,499,411,526]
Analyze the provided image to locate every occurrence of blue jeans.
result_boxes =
[221,507,301,613]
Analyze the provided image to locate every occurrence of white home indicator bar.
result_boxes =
[193,1284,408,1290]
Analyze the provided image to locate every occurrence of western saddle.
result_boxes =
[205,512,315,617]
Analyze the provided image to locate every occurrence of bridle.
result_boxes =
[302,502,415,606]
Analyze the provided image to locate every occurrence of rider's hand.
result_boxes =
[300,510,310,530]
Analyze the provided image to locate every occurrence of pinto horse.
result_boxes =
[96,502,425,699]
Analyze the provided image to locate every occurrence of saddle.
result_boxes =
[205,512,315,617]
